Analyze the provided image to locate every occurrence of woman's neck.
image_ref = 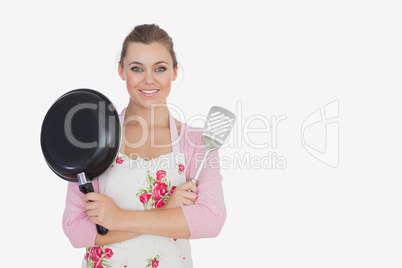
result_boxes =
[124,100,170,128]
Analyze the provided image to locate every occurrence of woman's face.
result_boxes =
[118,42,178,109]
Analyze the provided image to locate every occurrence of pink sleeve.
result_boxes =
[180,124,227,239]
[62,179,98,248]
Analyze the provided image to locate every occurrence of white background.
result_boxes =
[1,1,401,267]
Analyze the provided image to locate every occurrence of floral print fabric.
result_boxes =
[85,246,114,268]
[136,170,176,209]
[83,152,192,268]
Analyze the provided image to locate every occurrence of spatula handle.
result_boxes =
[191,149,211,186]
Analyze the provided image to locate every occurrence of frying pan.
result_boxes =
[40,88,121,236]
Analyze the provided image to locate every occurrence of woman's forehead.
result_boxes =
[124,42,173,65]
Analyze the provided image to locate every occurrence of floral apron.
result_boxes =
[82,110,192,268]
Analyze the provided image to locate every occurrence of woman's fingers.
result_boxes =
[177,195,196,206]
[86,209,98,217]
[187,180,198,193]
[83,193,109,225]
[177,181,198,193]
[174,192,197,206]
[83,192,101,202]
[84,201,97,210]
[82,193,123,230]
[161,181,199,209]
[179,190,197,202]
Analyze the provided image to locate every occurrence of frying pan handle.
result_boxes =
[79,182,109,236]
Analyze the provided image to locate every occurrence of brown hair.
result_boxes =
[119,24,178,68]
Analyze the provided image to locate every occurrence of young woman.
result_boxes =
[62,24,226,268]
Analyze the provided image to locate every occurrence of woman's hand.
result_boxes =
[83,193,124,231]
[163,181,198,209]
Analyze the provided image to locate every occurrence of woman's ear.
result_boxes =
[118,62,126,81]
[172,66,178,81]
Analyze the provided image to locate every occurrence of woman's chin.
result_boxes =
[129,98,168,110]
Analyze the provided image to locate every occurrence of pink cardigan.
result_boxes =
[62,121,226,248]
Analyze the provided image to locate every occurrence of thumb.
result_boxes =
[186,180,198,193]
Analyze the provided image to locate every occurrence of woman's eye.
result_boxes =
[131,66,142,72]
[155,66,166,72]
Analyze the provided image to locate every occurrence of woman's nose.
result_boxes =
[144,71,155,85]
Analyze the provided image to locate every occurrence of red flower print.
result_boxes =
[85,252,89,262]
[168,186,177,196]
[146,255,160,268]
[174,238,177,241]
[152,259,159,267]
[178,164,185,172]
[90,246,103,262]
[104,248,114,259]
[155,199,165,208]
[94,261,104,268]
[139,193,152,204]
[153,181,167,201]
[156,170,166,181]
[116,157,124,164]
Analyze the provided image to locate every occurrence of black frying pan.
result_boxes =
[40,88,121,235]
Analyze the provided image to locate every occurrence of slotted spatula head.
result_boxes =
[202,106,236,151]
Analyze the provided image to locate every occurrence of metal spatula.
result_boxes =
[190,106,236,186]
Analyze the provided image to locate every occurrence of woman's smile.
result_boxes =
[138,88,161,97]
